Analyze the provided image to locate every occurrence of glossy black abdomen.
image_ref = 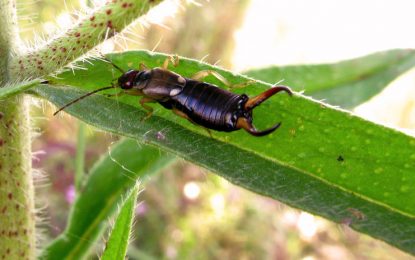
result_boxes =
[159,80,248,132]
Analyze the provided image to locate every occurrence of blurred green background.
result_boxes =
[24,0,415,259]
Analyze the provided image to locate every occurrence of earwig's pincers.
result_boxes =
[236,86,292,136]
[55,57,293,137]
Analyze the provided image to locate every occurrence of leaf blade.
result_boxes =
[40,138,174,259]
[101,184,139,260]
[33,50,415,254]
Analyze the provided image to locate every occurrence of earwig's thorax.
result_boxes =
[140,68,186,100]
[118,68,186,101]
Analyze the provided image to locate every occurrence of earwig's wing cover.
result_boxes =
[142,68,186,99]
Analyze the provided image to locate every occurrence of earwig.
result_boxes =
[54,57,292,137]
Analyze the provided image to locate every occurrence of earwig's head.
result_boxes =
[118,70,138,89]
[118,70,152,90]
[236,86,293,137]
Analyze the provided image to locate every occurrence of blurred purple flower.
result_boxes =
[65,185,76,204]
[135,202,148,216]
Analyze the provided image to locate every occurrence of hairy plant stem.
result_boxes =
[1,1,163,258]
[8,0,163,80]
[0,97,34,259]
[0,0,36,258]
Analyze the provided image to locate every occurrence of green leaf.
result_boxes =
[33,50,415,255]
[101,184,139,260]
[40,138,175,260]
[0,79,42,99]
[243,49,415,108]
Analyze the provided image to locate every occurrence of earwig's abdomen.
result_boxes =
[159,80,249,132]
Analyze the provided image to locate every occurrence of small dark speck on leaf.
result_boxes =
[337,155,344,162]
[347,208,366,221]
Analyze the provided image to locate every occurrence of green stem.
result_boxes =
[75,122,86,192]
[0,79,42,99]
[0,1,35,258]
[0,97,35,259]
[8,0,163,80]
[0,0,19,83]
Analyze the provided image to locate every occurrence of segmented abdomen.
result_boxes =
[159,80,247,132]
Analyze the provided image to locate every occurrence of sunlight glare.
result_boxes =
[297,212,318,240]
[210,193,225,218]
[183,181,201,200]
[145,0,181,25]
[56,12,73,30]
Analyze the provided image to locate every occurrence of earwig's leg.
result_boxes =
[191,70,230,87]
[172,108,193,123]
[162,55,180,69]
[191,70,254,90]
[245,85,293,111]
[139,97,156,121]
[237,117,281,137]
[228,80,256,89]
[106,89,143,98]
[172,55,180,67]
[139,62,149,71]
[162,57,170,69]
[172,108,213,138]
[123,89,144,96]
[204,128,213,138]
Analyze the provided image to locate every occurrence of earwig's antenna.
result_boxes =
[100,55,126,74]
[54,56,127,116]
[108,60,126,74]
[53,86,114,116]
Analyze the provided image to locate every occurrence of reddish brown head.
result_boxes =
[117,70,152,90]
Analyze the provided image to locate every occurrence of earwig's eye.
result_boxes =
[118,70,135,89]
[124,82,132,89]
